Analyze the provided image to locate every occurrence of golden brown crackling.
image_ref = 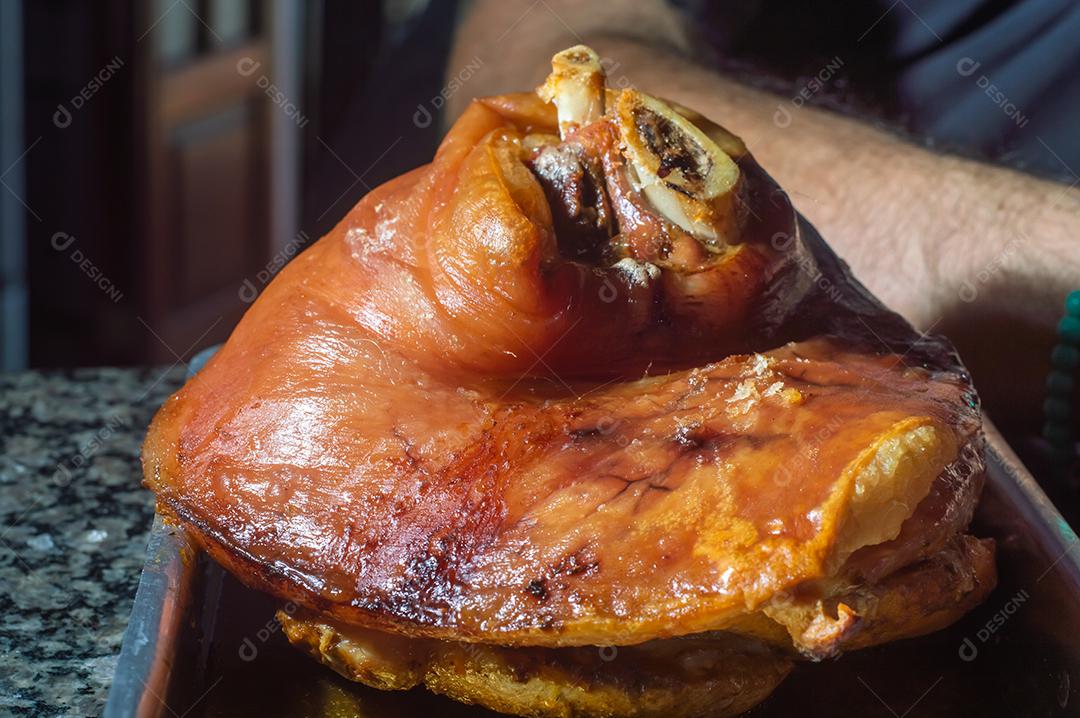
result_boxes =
[139,46,992,701]
[279,610,791,718]
[274,530,993,713]
[143,327,981,650]
[763,534,996,658]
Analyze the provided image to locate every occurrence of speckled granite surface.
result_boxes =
[0,367,185,717]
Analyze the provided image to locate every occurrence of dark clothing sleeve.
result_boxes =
[677,0,1080,180]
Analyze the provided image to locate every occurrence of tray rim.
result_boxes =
[103,345,214,718]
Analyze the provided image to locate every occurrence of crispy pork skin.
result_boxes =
[142,44,995,716]
[280,611,791,718]
[144,337,982,649]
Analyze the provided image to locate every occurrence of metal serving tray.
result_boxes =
[106,239,1080,718]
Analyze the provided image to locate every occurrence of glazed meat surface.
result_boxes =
[146,312,985,648]
[273,531,992,716]
[143,45,994,712]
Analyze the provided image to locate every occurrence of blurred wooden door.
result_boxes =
[138,0,304,362]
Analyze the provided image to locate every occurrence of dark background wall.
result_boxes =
[3,0,459,370]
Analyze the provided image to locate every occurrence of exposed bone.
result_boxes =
[537,46,742,248]
[537,45,606,139]
[613,90,741,246]
[666,100,748,160]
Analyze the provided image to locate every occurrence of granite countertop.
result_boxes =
[0,367,185,717]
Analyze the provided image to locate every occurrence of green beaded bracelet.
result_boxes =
[1043,290,1080,458]
[1059,316,1080,345]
